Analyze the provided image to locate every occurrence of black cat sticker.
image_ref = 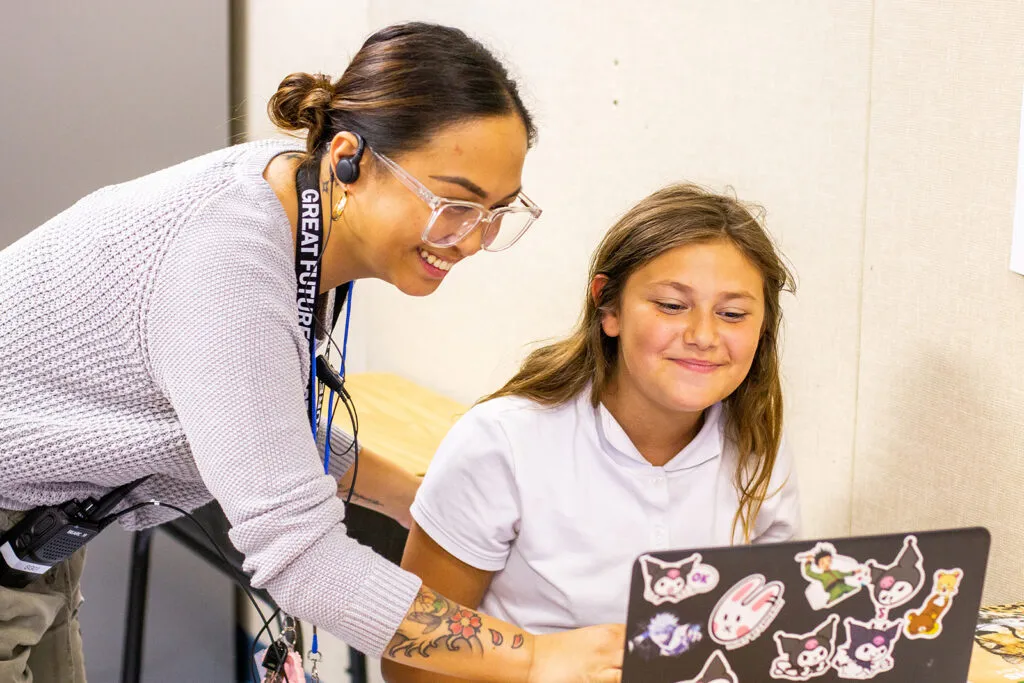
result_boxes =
[864,535,926,619]
[639,553,719,605]
[831,617,903,679]
[770,614,840,681]
[677,649,738,683]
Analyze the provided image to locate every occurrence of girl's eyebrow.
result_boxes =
[653,280,757,301]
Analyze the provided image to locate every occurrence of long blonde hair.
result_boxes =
[484,184,795,542]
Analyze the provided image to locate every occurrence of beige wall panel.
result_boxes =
[854,0,1024,603]
[358,0,874,539]
[241,0,370,141]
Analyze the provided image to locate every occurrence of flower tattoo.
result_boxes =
[386,588,527,661]
[449,610,483,639]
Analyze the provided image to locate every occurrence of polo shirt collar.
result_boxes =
[586,389,724,472]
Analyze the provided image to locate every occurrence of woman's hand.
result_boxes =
[393,473,422,529]
[336,446,422,527]
[527,623,625,683]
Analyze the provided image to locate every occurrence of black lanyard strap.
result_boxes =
[294,163,323,424]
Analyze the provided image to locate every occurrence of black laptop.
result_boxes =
[622,527,990,682]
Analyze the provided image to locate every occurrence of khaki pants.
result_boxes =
[0,509,87,683]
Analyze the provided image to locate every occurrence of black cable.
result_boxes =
[334,389,360,506]
[249,607,279,682]
[326,381,358,460]
[312,311,361,506]
[105,501,276,683]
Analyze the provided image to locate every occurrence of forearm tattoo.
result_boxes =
[338,486,382,508]
[387,588,524,659]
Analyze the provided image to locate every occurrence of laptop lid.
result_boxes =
[622,527,990,682]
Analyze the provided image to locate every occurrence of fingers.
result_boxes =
[597,623,626,656]
[588,622,625,644]
[596,625,625,676]
[603,623,626,639]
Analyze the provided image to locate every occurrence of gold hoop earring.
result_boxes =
[330,191,348,220]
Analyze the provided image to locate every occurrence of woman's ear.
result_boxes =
[591,275,620,338]
[328,131,364,186]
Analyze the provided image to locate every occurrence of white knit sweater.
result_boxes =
[0,139,421,657]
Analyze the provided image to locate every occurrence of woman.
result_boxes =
[0,22,623,683]
[385,184,801,682]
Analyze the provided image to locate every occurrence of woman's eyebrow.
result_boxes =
[430,175,523,204]
[430,175,488,199]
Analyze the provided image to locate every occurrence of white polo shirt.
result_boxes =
[410,387,801,634]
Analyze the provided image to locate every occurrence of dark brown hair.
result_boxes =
[484,184,796,542]
[267,22,536,160]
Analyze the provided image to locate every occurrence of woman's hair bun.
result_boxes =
[267,72,335,139]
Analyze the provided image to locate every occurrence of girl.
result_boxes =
[0,22,622,683]
[386,183,801,681]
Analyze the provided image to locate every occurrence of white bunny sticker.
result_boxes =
[709,573,786,650]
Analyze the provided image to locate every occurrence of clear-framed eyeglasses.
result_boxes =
[373,151,542,252]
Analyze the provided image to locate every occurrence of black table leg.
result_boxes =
[348,646,368,683]
[341,505,406,683]
[121,528,154,683]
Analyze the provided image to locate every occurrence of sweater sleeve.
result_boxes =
[145,188,419,657]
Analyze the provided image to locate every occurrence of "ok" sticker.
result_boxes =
[639,553,719,606]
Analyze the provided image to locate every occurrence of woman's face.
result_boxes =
[600,239,766,417]
[347,114,529,296]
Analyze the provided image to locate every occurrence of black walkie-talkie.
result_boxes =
[0,477,150,588]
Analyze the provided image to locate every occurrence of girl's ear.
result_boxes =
[591,275,620,338]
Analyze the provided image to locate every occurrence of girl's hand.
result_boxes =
[527,623,625,683]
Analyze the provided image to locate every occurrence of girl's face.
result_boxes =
[344,114,529,296]
[600,239,766,417]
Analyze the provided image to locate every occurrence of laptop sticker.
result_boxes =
[640,553,720,606]
[628,613,702,659]
[794,541,871,610]
[769,613,840,681]
[903,567,963,640]
[709,573,786,650]
[831,616,902,679]
[676,649,739,683]
[864,535,926,619]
